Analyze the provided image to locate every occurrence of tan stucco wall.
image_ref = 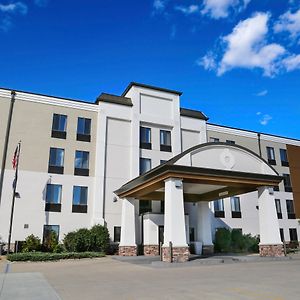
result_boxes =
[0,96,97,176]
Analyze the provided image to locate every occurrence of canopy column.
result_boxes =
[258,186,284,256]
[197,201,214,255]
[162,178,189,262]
[119,197,137,256]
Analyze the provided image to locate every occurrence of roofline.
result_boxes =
[180,108,209,121]
[121,82,183,97]
[96,93,133,106]
[0,86,95,105]
[208,122,300,143]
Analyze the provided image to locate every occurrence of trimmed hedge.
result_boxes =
[7,251,105,262]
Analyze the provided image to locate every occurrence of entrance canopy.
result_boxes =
[115,143,282,202]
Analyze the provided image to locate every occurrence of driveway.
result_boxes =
[1,255,300,299]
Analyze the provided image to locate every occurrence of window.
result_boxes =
[72,186,88,213]
[210,137,219,143]
[114,226,121,243]
[48,148,64,174]
[286,200,296,219]
[214,199,225,218]
[226,140,235,145]
[77,118,91,142]
[52,114,67,139]
[43,225,59,248]
[45,184,62,212]
[266,147,276,165]
[231,197,241,218]
[273,185,280,192]
[140,127,151,149]
[289,228,298,241]
[279,228,285,242]
[160,130,172,152]
[280,149,289,167]
[139,200,152,214]
[283,174,292,192]
[275,199,282,219]
[140,158,151,175]
[75,151,90,176]
[189,228,195,242]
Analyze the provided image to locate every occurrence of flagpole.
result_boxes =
[7,141,21,254]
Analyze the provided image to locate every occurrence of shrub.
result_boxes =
[7,251,105,262]
[89,225,110,253]
[231,229,246,251]
[43,231,58,253]
[53,243,65,253]
[214,228,231,253]
[22,235,41,252]
[63,225,110,253]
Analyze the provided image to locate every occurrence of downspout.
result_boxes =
[257,133,262,157]
[0,91,16,207]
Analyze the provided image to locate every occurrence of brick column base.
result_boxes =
[119,246,137,256]
[162,246,190,263]
[259,244,284,257]
[144,245,159,256]
[202,245,214,256]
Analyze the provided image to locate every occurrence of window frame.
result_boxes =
[48,147,64,174]
[140,127,152,150]
[286,199,296,219]
[275,199,282,219]
[43,225,60,247]
[283,174,292,192]
[266,146,276,165]
[230,197,241,218]
[45,184,62,212]
[214,199,225,218]
[114,226,121,243]
[139,157,151,175]
[77,117,91,142]
[74,150,90,176]
[51,114,67,139]
[280,148,289,167]
[160,130,172,152]
[72,186,88,213]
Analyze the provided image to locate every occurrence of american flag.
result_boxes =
[12,143,20,170]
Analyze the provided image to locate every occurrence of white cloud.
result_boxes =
[274,9,300,43]
[170,24,176,39]
[256,111,261,115]
[197,52,217,71]
[201,0,250,19]
[153,0,167,12]
[217,13,286,77]
[256,90,268,96]
[282,54,300,71]
[175,5,199,15]
[0,2,27,15]
[259,114,272,125]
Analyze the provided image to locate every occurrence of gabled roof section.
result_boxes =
[96,93,133,106]
[122,82,183,97]
[180,108,209,121]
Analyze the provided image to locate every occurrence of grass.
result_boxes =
[7,251,105,262]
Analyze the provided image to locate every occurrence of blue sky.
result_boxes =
[0,0,300,139]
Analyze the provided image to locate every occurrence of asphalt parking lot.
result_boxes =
[1,255,300,300]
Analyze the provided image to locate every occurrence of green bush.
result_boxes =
[43,231,58,253]
[53,243,65,253]
[63,225,110,253]
[7,251,105,262]
[214,228,259,253]
[214,228,231,252]
[89,225,110,253]
[22,235,41,252]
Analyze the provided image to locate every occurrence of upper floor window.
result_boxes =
[230,197,241,218]
[52,114,67,139]
[275,199,282,219]
[140,158,151,175]
[266,146,276,165]
[286,200,296,219]
[72,186,88,213]
[214,199,225,218]
[210,137,220,143]
[45,184,62,212]
[48,148,64,174]
[74,151,90,176]
[226,140,235,145]
[140,127,151,150]
[280,149,289,167]
[77,118,91,142]
[283,174,292,193]
[160,130,172,152]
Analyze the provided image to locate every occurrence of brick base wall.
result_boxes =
[202,245,214,256]
[259,244,284,257]
[162,246,190,263]
[118,246,137,256]
[144,245,159,256]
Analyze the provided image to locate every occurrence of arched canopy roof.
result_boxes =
[115,143,282,202]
